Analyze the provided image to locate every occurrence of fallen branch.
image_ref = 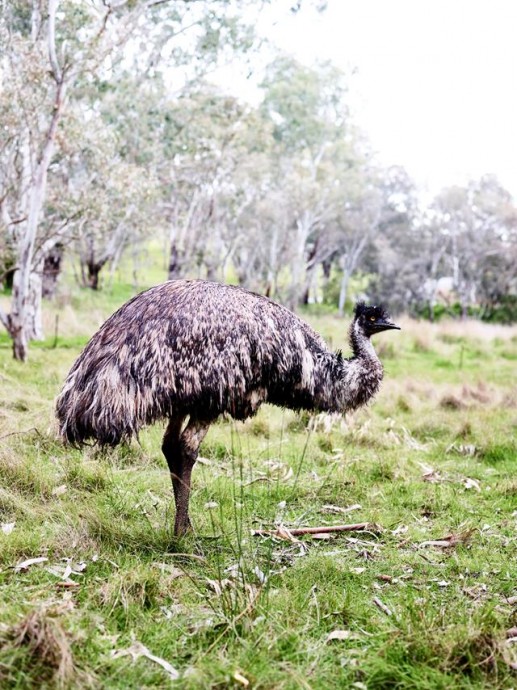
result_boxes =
[252,522,381,537]
[0,428,41,442]
[419,529,474,549]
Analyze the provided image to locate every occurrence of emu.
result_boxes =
[56,279,400,535]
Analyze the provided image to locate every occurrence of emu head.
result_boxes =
[354,302,400,338]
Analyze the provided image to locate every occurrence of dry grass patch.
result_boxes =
[0,603,85,689]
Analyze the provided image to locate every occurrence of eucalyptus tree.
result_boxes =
[72,132,159,290]
[367,174,517,319]
[258,56,372,308]
[0,0,268,360]
[432,176,517,318]
[364,167,429,315]
[143,85,272,283]
[0,0,71,359]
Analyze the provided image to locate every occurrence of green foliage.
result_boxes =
[321,269,372,310]
[482,295,517,324]
[418,298,517,325]
[260,56,348,153]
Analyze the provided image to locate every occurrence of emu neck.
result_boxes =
[329,319,384,414]
[349,320,377,362]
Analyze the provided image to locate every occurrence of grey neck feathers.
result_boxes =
[330,319,384,414]
[349,319,378,361]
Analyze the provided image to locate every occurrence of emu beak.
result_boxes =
[375,319,401,333]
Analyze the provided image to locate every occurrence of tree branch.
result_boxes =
[47,0,62,83]
[253,522,382,537]
[145,0,179,8]
[0,305,10,332]
[31,0,43,41]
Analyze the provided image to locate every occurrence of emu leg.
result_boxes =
[162,416,210,536]
[162,414,185,516]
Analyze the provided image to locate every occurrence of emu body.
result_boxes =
[56,280,399,534]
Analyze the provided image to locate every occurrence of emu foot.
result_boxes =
[173,514,192,537]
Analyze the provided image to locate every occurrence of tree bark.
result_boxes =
[26,262,44,341]
[86,261,103,290]
[8,0,67,360]
[338,267,350,316]
[288,212,313,310]
[168,242,182,280]
[42,243,64,299]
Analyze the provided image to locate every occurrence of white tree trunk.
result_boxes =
[288,212,312,309]
[338,267,350,316]
[9,78,66,358]
[5,0,67,360]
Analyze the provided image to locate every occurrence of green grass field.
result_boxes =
[0,284,516,689]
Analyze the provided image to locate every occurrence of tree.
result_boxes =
[146,86,266,282]
[0,0,69,359]
[365,167,426,315]
[432,177,516,318]
[258,57,370,308]
[368,174,517,320]
[0,0,267,360]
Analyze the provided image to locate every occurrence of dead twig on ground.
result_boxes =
[373,596,392,616]
[252,522,382,537]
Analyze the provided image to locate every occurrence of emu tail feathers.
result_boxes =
[55,368,140,447]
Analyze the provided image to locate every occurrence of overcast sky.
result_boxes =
[227,0,517,198]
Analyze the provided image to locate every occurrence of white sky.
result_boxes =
[220,0,517,199]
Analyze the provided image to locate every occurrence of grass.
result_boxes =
[0,286,516,688]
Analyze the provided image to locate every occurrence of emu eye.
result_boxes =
[369,316,376,321]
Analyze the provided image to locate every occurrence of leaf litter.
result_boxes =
[320,503,362,515]
[326,629,362,642]
[111,639,179,681]
[1,522,15,535]
[14,557,48,573]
